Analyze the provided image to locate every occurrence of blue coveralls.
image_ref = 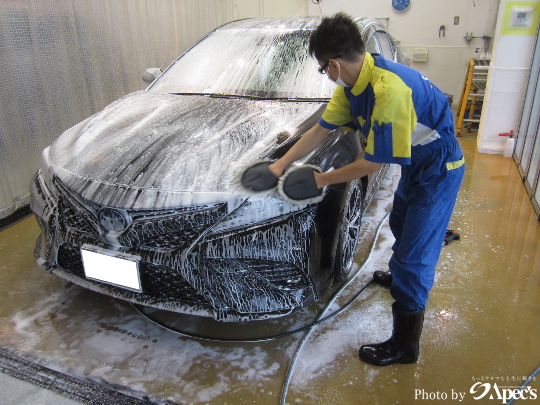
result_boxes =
[319,52,465,312]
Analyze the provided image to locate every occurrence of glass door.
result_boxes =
[515,27,540,219]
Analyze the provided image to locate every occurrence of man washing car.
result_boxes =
[239,12,464,366]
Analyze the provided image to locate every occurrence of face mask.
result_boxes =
[327,61,351,87]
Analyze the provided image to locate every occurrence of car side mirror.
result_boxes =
[142,68,162,84]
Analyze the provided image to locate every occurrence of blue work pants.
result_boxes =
[388,135,465,312]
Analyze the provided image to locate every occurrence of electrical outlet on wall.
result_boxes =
[454,16,459,25]
[412,47,428,62]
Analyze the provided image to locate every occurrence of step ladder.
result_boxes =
[456,58,489,136]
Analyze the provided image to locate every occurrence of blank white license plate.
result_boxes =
[81,244,142,292]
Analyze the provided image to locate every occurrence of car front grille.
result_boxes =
[58,198,96,235]
[205,258,309,291]
[140,263,209,304]
[135,229,204,249]
[57,242,85,271]
[56,243,211,308]
[53,177,227,249]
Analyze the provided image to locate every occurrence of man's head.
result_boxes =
[309,13,365,87]
[308,13,365,65]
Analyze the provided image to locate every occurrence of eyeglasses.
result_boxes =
[318,56,340,74]
[318,61,329,74]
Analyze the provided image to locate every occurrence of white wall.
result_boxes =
[232,0,306,20]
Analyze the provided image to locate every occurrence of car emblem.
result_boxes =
[98,209,129,233]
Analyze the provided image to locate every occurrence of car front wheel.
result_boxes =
[333,178,364,281]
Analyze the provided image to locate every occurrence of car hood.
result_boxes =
[48,91,324,210]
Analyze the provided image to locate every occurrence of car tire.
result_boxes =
[333,178,364,281]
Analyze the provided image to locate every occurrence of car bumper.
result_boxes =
[30,171,319,321]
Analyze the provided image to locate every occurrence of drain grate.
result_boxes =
[0,205,34,233]
[0,347,174,405]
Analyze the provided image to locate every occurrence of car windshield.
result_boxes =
[148,27,336,99]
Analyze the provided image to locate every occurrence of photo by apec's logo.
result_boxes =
[414,382,537,404]
[470,382,537,403]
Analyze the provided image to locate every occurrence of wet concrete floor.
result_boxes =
[1,131,539,404]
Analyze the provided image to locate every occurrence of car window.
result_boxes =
[148,28,336,99]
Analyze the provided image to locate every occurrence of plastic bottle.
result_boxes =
[504,134,515,158]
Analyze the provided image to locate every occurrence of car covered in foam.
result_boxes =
[30,17,406,321]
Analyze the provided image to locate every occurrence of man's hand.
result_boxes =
[268,123,332,178]
[238,160,279,192]
[314,171,325,189]
[314,158,383,188]
[267,162,284,178]
[278,165,323,205]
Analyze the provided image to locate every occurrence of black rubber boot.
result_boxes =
[373,270,392,288]
[359,302,424,366]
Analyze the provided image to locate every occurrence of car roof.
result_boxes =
[217,16,387,33]
[218,17,321,30]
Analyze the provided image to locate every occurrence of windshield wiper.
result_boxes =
[168,92,329,102]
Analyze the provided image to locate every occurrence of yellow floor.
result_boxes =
[0,131,539,404]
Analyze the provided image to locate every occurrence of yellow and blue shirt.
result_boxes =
[319,53,454,165]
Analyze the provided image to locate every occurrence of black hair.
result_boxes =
[308,12,365,63]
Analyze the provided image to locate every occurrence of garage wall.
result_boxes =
[0,0,233,219]
[232,0,306,19]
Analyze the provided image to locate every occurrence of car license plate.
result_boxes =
[81,244,142,292]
